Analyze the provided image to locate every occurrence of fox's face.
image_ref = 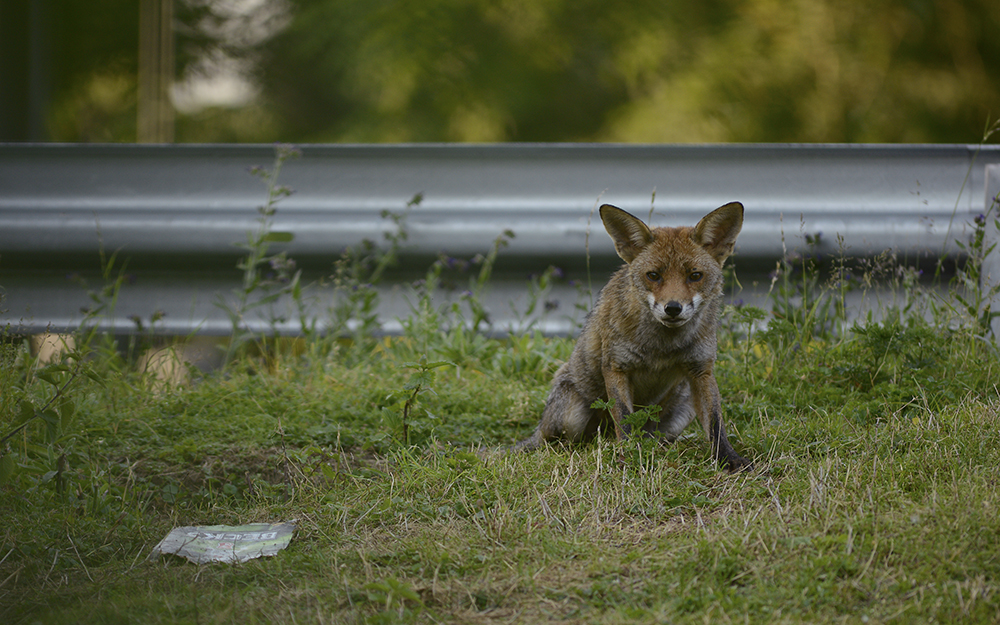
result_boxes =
[636,251,713,328]
[600,203,744,329]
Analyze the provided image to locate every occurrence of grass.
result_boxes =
[3,353,1000,624]
[3,155,1000,623]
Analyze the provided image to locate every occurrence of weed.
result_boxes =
[946,200,1000,335]
[378,357,454,448]
[328,192,422,359]
[505,265,568,334]
[218,143,302,366]
[0,234,129,499]
[590,398,663,433]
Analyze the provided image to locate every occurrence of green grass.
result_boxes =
[3,155,1000,622]
[3,302,1000,623]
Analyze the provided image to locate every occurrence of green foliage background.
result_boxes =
[38,0,1000,143]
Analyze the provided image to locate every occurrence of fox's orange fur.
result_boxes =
[514,202,751,471]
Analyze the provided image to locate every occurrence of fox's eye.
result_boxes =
[646,271,661,282]
[688,271,703,282]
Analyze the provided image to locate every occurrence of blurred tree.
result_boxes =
[600,0,1000,142]
[14,0,1000,143]
[258,0,728,141]
[3,0,277,142]
[257,0,999,143]
[1,0,141,141]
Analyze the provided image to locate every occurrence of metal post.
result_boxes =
[137,0,174,143]
[984,165,1000,338]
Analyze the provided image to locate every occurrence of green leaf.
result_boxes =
[38,409,59,426]
[0,452,17,485]
[404,370,435,391]
[59,397,76,432]
[83,368,107,387]
[36,371,62,386]
[424,360,454,370]
[17,400,36,426]
[590,398,615,411]
[263,232,294,243]
[41,409,60,443]
[402,359,453,371]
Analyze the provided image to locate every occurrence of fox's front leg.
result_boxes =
[602,366,636,440]
[688,368,752,472]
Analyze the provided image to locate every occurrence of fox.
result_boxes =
[513,202,751,471]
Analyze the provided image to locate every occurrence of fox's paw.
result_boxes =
[510,430,546,453]
[725,454,754,473]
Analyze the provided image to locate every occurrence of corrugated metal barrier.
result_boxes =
[2,143,999,336]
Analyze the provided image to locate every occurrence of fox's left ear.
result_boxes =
[600,204,654,264]
[693,202,744,264]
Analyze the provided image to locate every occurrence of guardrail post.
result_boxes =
[984,164,1000,339]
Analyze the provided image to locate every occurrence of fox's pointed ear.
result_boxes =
[693,202,744,264]
[600,204,653,264]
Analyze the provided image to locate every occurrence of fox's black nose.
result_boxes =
[664,301,683,318]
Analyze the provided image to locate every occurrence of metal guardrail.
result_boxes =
[2,143,1000,336]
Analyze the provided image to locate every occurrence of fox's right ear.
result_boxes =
[694,202,744,264]
[600,204,654,264]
